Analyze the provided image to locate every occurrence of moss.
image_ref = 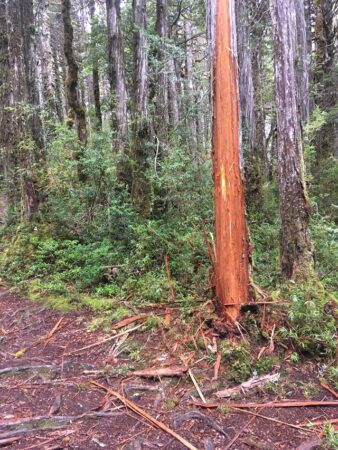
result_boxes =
[255,356,280,375]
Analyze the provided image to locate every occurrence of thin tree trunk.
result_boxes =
[61,0,87,147]
[36,0,59,126]
[294,0,310,125]
[270,0,314,281]
[89,0,102,130]
[131,0,152,217]
[212,0,249,322]
[184,20,198,155]
[0,0,14,211]
[106,0,128,149]
[155,0,169,142]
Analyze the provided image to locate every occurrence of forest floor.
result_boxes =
[0,289,337,450]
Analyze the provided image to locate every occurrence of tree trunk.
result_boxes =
[235,0,255,151]
[270,0,314,281]
[4,0,46,221]
[61,0,87,147]
[155,0,169,142]
[36,0,59,126]
[131,0,152,217]
[0,0,14,210]
[294,0,310,125]
[106,0,128,149]
[314,0,337,161]
[212,0,249,322]
[184,20,198,155]
[89,0,102,130]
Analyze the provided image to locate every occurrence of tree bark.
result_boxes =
[294,0,310,125]
[61,0,87,147]
[106,0,128,149]
[155,0,169,142]
[1,0,46,221]
[270,0,314,281]
[89,0,102,130]
[0,0,14,210]
[131,0,152,217]
[184,19,198,155]
[212,0,249,322]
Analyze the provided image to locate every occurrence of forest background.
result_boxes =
[0,0,337,366]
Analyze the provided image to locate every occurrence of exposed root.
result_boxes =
[173,410,230,439]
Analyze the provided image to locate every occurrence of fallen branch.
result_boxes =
[0,437,20,447]
[91,380,198,450]
[0,412,123,431]
[216,373,280,398]
[43,317,65,348]
[223,410,260,450]
[112,315,146,330]
[212,353,222,381]
[188,369,206,403]
[65,324,143,356]
[132,365,188,378]
[173,411,230,439]
[191,400,338,409]
[320,382,338,399]
[0,365,56,376]
[228,406,314,434]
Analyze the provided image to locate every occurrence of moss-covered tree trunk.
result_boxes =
[212,0,250,322]
[89,0,102,130]
[131,0,152,217]
[270,0,314,281]
[106,0,128,148]
[61,0,87,147]
[155,0,169,143]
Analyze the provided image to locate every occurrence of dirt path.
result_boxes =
[0,289,337,449]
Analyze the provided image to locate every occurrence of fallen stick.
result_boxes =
[91,380,198,450]
[223,410,260,450]
[132,366,188,378]
[0,365,56,376]
[301,418,338,427]
[216,373,280,398]
[65,324,143,355]
[173,411,230,439]
[191,400,338,409]
[228,406,314,434]
[212,353,222,381]
[0,437,20,447]
[0,412,123,430]
[43,317,65,348]
[188,369,206,403]
[112,314,146,330]
[320,383,338,399]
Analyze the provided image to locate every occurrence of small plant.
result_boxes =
[323,423,338,449]
[220,340,253,383]
[255,356,279,375]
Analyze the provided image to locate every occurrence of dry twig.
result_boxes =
[91,381,198,450]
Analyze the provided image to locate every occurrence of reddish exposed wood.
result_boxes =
[213,0,249,322]
[112,314,145,330]
[164,255,176,302]
[320,383,338,399]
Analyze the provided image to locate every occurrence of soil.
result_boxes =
[0,289,337,450]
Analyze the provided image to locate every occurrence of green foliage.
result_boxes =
[279,283,337,358]
[323,423,338,449]
[220,341,253,383]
